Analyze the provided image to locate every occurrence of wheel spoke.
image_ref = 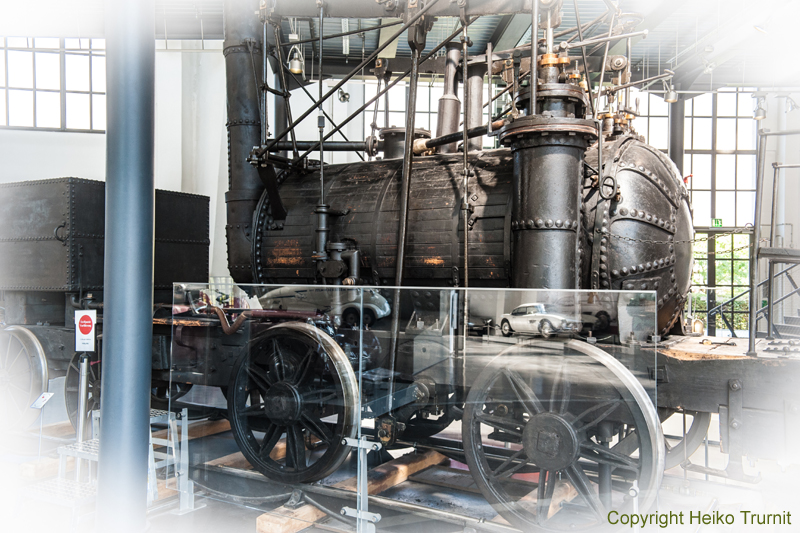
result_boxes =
[241,404,267,416]
[7,347,24,373]
[271,339,286,382]
[492,448,527,478]
[536,470,556,522]
[246,364,273,392]
[565,464,606,520]
[292,347,316,386]
[258,423,283,460]
[503,369,544,416]
[574,401,620,432]
[285,426,306,469]
[549,359,570,415]
[304,388,338,403]
[3,336,15,368]
[300,412,333,444]
[475,412,523,437]
[580,442,639,471]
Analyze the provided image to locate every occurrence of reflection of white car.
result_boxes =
[500,303,582,338]
[553,293,617,330]
[259,286,390,327]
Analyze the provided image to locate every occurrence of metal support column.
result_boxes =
[96,0,156,530]
[668,95,685,175]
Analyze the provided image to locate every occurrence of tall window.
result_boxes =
[0,37,106,132]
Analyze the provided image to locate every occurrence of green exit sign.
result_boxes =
[712,218,723,227]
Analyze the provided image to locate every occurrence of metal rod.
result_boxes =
[257,0,440,157]
[748,129,769,355]
[593,11,616,120]
[531,0,539,114]
[561,29,648,51]
[460,14,471,403]
[293,18,477,163]
[624,37,632,110]
[96,0,155,529]
[388,42,423,411]
[602,70,674,95]
[572,0,594,117]
[261,19,269,144]
[767,163,780,340]
[486,42,493,135]
[75,353,89,481]
[274,26,300,160]
[269,140,368,151]
[284,20,400,46]
[770,164,780,247]
[318,3,324,203]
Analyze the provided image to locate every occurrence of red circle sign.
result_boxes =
[78,315,93,335]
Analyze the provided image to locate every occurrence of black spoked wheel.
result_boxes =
[0,327,48,431]
[228,322,358,484]
[463,339,663,531]
[661,410,711,470]
[65,352,100,430]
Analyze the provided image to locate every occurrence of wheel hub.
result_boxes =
[522,412,580,471]
[263,382,303,424]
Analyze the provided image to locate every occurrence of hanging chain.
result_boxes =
[609,223,754,246]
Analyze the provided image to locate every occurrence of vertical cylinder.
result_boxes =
[96,0,155,530]
[668,94,685,175]
[224,0,265,283]
[466,63,484,151]
[510,133,589,289]
[436,43,461,154]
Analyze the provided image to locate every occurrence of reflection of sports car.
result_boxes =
[499,303,582,338]
[259,286,391,327]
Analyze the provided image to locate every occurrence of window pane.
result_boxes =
[0,52,5,86]
[388,112,404,128]
[716,154,736,189]
[648,116,668,149]
[65,38,81,50]
[8,89,33,126]
[737,118,755,150]
[637,90,648,115]
[692,190,711,226]
[683,97,691,116]
[35,38,60,49]
[684,154,691,180]
[635,117,647,138]
[736,191,755,226]
[649,94,668,116]
[0,89,5,125]
[737,154,756,190]
[91,56,106,93]
[716,118,736,150]
[693,92,713,116]
[7,37,30,48]
[66,92,90,129]
[8,50,33,88]
[91,39,106,50]
[691,154,711,189]
[715,191,735,226]
[388,84,405,110]
[65,54,90,91]
[92,94,106,130]
[733,235,750,259]
[415,84,428,113]
[35,52,60,90]
[738,92,754,116]
[692,118,712,149]
[36,90,60,128]
[683,117,692,149]
[717,92,737,116]
[715,260,732,285]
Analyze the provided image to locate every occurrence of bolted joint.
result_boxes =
[729,380,742,391]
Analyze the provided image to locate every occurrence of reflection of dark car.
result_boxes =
[499,303,582,338]
[259,286,391,327]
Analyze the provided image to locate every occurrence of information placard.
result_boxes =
[75,310,97,352]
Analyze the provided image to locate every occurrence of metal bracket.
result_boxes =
[341,507,381,523]
[284,489,305,509]
[342,437,383,451]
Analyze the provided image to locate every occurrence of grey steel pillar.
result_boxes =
[435,43,461,153]
[224,0,265,283]
[96,0,155,531]
[668,96,685,175]
[466,63,484,151]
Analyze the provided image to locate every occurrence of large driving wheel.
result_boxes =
[65,352,101,430]
[463,339,663,531]
[662,410,711,470]
[228,322,358,483]
[0,327,48,431]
